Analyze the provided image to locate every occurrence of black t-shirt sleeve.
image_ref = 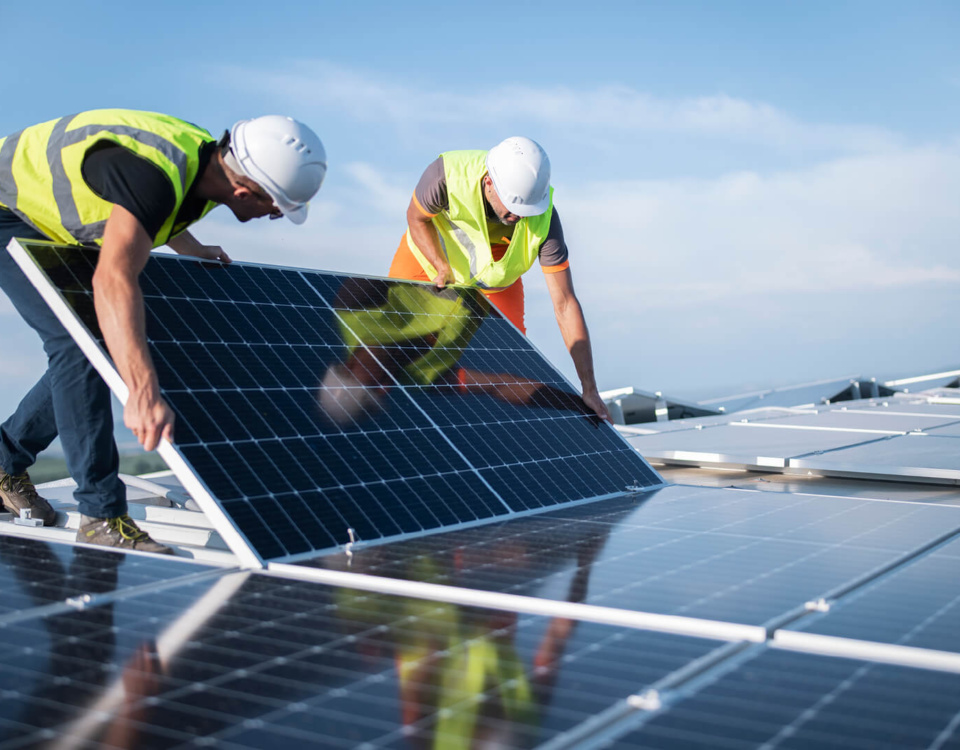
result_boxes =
[80,143,176,239]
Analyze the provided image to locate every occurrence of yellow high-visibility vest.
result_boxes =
[0,109,217,247]
[406,150,553,290]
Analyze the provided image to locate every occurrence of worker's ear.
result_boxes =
[232,184,256,201]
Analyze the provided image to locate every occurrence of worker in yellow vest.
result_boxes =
[388,137,611,423]
[0,110,326,553]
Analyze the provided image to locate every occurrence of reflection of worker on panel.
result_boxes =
[319,277,599,427]
[331,525,610,748]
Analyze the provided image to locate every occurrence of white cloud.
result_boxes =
[558,143,960,312]
[222,61,898,152]
[189,202,401,278]
[340,162,411,217]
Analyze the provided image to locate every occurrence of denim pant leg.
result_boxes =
[0,213,126,517]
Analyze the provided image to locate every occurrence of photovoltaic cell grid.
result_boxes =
[600,649,960,750]
[12,241,659,563]
[0,537,723,749]
[0,535,214,620]
[302,485,960,626]
[791,535,960,653]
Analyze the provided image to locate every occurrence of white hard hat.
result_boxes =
[229,115,327,225]
[485,136,551,217]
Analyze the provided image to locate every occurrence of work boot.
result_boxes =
[0,470,57,526]
[78,514,174,555]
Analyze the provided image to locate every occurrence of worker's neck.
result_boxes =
[193,153,235,204]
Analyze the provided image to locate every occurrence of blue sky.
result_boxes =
[2,1,960,419]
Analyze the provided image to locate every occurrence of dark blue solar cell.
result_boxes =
[195,262,253,303]
[187,299,244,343]
[153,254,208,299]
[179,445,242,500]
[279,271,323,307]
[178,342,235,389]
[395,477,458,526]
[221,303,266,344]
[302,271,344,304]
[167,392,222,445]
[270,492,339,548]
[329,486,400,540]
[366,482,423,534]
[144,297,183,342]
[295,306,342,343]
[207,443,272,497]
[219,498,284,557]
[250,496,312,555]
[271,306,314,345]
[150,344,188,391]
[245,265,289,303]
[249,345,303,388]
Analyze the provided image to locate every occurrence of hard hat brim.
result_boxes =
[284,203,308,225]
[503,193,550,218]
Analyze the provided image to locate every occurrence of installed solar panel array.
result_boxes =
[12,239,960,749]
[10,240,659,563]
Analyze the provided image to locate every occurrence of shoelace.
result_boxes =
[108,515,150,542]
[0,473,39,500]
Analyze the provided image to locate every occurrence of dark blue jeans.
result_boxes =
[0,209,126,518]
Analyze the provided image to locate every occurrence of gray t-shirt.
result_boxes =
[413,157,569,269]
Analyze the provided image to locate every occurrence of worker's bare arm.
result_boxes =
[543,268,612,423]
[166,229,231,263]
[406,198,453,288]
[92,205,175,451]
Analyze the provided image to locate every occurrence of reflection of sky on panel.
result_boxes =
[793,434,960,475]
[627,423,886,463]
[0,536,214,620]
[698,377,861,412]
[300,487,960,627]
[791,536,960,653]
[602,649,960,749]
[751,409,960,433]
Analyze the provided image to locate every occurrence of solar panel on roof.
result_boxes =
[600,649,960,749]
[8,239,661,564]
[791,536,960,653]
[301,486,960,626]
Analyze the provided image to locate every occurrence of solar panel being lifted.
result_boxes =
[9,240,661,564]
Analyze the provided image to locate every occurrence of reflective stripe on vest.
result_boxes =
[0,109,215,247]
[405,150,553,290]
[0,129,23,214]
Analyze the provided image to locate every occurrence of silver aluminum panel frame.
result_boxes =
[267,564,960,675]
